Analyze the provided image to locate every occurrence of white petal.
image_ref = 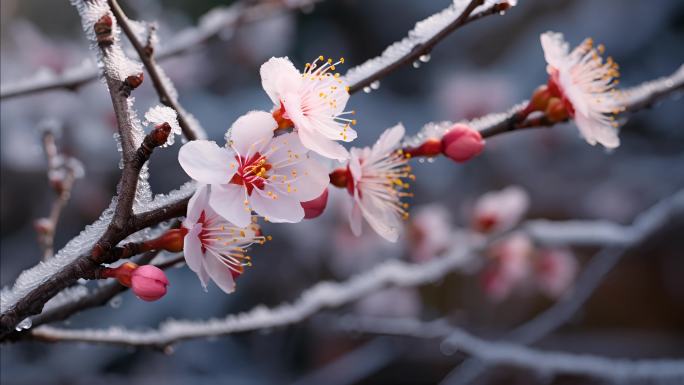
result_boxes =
[260,57,302,105]
[228,111,277,156]
[197,263,210,291]
[348,149,363,182]
[575,112,620,149]
[209,184,252,227]
[184,184,209,227]
[205,250,236,294]
[359,195,400,242]
[371,123,405,157]
[250,188,304,223]
[179,140,235,185]
[540,31,569,70]
[183,223,204,274]
[273,158,329,201]
[298,124,350,161]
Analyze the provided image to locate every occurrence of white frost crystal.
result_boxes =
[144,105,182,147]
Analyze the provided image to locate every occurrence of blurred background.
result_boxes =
[1,0,683,384]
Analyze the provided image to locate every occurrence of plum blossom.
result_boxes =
[534,248,578,298]
[481,232,534,302]
[472,186,530,233]
[345,124,414,242]
[540,31,623,148]
[178,110,329,227]
[260,56,357,161]
[182,185,267,293]
[409,204,453,262]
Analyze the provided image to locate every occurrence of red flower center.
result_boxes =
[547,68,576,117]
[229,152,272,195]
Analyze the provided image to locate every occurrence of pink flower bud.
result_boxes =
[441,124,484,163]
[301,188,329,219]
[534,249,578,298]
[130,265,169,302]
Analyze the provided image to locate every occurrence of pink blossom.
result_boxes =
[182,185,267,293]
[409,204,452,262]
[130,265,169,302]
[481,232,534,301]
[441,124,485,163]
[472,186,530,233]
[178,111,329,227]
[534,248,578,298]
[540,32,622,148]
[260,56,356,161]
[346,124,413,242]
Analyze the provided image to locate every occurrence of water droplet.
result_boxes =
[427,157,436,163]
[109,295,122,308]
[412,61,421,69]
[163,345,175,355]
[499,10,506,15]
[419,54,431,63]
[370,80,381,90]
[15,318,32,331]
[363,86,372,93]
[418,158,425,163]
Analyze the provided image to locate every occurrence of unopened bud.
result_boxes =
[441,124,484,163]
[529,84,552,112]
[125,73,144,89]
[302,188,329,219]
[545,97,570,122]
[131,265,169,301]
[33,218,53,235]
[94,15,114,46]
[145,228,187,252]
[150,122,172,147]
[102,262,139,287]
[404,137,442,158]
[330,168,351,192]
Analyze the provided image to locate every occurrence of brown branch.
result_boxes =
[108,0,198,140]
[347,0,511,94]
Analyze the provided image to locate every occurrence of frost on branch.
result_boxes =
[143,106,181,147]
[343,0,517,87]
[621,64,684,111]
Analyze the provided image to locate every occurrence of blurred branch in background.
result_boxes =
[34,120,83,260]
[439,189,684,385]
[0,0,323,100]
[333,316,684,382]
[23,188,684,349]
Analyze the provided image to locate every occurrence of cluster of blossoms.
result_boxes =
[471,186,578,301]
[125,31,622,300]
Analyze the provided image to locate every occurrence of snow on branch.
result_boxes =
[335,316,684,382]
[0,0,323,100]
[23,192,684,349]
[344,0,516,94]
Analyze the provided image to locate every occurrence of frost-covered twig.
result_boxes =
[440,189,684,385]
[335,316,684,382]
[108,0,201,140]
[35,122,83,260]
[0,0,322,100]
[25,233,483,348]
[345,0,515,94]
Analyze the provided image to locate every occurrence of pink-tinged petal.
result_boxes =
[349,200,363,236]
[260,57,302,105]
[250,188,304,223]
[228,111,277,156]
[574,112,620,149]
[209,184,252,227]
[197,263,210,291]
[179,140,235,185]
[183,223,204,274]
[205,250,236,294]
[358,195,400,242]
[265,132,308,166]
[371,124,405,158]
[275,158,329,201]
[297,125,350,161]
[348,149,363,182]
[540,32,568,72]
[183,185,209,227]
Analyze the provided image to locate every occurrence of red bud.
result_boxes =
[441,124,484,163]
[301,188,329,219]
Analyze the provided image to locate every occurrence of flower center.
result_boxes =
[272,102,294,131]
[229,152,272,195]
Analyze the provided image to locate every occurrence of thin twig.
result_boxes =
[0,0,322,100]
[108,0,198,140]
[346,0,510,94]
